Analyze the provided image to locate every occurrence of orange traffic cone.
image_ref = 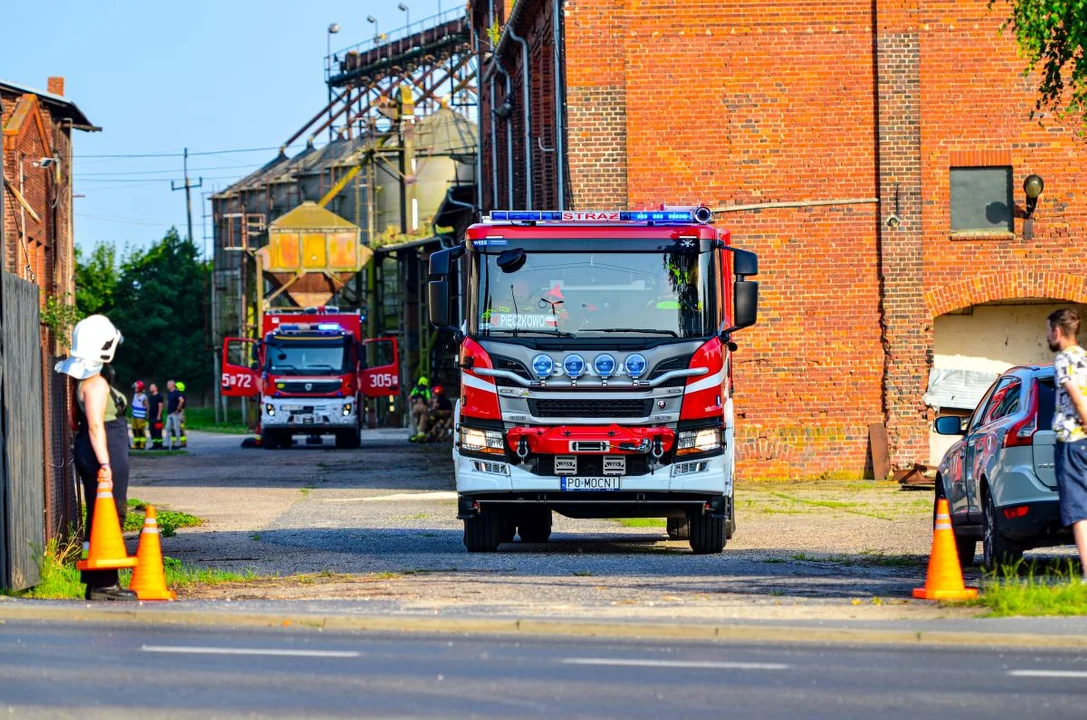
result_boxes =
[913,498,978,600]
[130,505,177,601]
[77,474,138,571]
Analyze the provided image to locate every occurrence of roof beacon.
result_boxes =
[487,207,714,225]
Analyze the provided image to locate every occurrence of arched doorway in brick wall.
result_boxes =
[923,272,1087,465]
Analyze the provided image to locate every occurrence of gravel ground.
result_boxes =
[126,430,1070,620]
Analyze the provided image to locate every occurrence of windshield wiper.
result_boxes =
[578,327,679,337]
[270,363,299,374]
[301,364,337,371]
[487,329,575,338]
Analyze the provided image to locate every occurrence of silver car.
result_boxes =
[934,365,1070,569]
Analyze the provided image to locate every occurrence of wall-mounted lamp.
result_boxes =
[493,99,514,121]
[1023,174,1045,240]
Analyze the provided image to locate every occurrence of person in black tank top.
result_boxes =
[55,314,136,602]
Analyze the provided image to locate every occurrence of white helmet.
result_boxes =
[54,314,123,379]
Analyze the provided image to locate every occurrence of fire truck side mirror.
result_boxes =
[733,280,759,330]
[428,280,451,328]
[730,248,758,277]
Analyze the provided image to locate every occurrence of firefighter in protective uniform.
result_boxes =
[130,381,148,449]
[409,376,430,442]
[55,315,137,601]
[176,380,188,447]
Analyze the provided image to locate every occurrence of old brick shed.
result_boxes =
[470,0,1087,479]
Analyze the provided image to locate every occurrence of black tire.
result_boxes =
[517,508,552,543]
[335,428,361,449]
[689,511,726,554]
[726,493,736,539]
[262,431,279,450]
[464,510,504,552]
[983,490,1023,570]
[667,517,690,540]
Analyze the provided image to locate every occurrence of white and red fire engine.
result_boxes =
[427,207,758,553]
[220,307,399,449]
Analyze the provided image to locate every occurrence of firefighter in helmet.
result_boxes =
[130,380,148,450]
[175,380,188,448]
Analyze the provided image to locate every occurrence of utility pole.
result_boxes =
[171,148,203,242]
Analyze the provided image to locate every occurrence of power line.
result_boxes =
[74,142,317,160]
[76,163,266,178]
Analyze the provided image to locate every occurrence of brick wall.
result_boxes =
[474,0,1087,478]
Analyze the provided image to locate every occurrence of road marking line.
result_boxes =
[324,491,458,503]
[1008,670,1087,679]
[141,645,359,658]
[562,658,788,670]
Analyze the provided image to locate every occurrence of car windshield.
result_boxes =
[265,340,350,375]
[472,250,716,339]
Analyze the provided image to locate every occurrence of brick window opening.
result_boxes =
[950,166,1013,233]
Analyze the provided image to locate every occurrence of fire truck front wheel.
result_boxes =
[463,510,504,552]
[688,511,726,554]
[335,427,361,449]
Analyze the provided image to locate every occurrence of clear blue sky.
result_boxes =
[0,0,449,256]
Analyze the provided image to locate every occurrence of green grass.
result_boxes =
[6,539,256,600]
[769,492,896,521]
[182,406,250,435]
[967,561,1087,617]
[617,518,667,528]
[123,499,202,537]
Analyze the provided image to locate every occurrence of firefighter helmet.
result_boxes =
[133,380,145,392]
[54,315,123,379]
[176,381,186,392]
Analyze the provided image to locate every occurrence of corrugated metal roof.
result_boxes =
[924,368,998,410]
[0,78,94,127]
[269,201,358,230]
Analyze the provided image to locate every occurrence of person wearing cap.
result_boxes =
[130,381,149,450]
[165,379,185,450]
[175,380,188,448]
[54,314,137,602]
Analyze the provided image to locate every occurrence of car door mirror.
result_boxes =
[934,415,965,436]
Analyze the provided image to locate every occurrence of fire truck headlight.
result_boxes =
[459,427,505,454]
[677,428,721,455]
[342,403,353,416]
[265,403,275,417]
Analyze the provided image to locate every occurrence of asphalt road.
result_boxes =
[1,620,1085,718]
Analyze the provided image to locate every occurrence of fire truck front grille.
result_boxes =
[530,454,652,477]
[276,379,342,394]
[528,399,652,419]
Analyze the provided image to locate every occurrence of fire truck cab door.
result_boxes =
[221,337,260,398]
[360,337,400,398]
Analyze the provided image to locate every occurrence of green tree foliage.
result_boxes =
[992,0,1087,123]
[74,242,119,317]
[74,229,210,399]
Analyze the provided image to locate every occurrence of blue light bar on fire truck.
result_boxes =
[487,208,714,224]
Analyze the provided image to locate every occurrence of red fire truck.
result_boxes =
[427,207,758,553]
[220,307,400,449]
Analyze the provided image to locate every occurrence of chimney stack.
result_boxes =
[47,77,65,96]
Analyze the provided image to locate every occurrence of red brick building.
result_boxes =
[471,0,1087,479]
[2,77,98,538]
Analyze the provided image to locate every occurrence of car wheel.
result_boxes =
[983,490,1023,570]
[689,511,726,554]
[262,432,279,450]
[518,509,552,543]
[463,510,504,552]
[667,517,690,540]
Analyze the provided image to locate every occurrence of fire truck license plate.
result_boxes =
[560,476,621,491]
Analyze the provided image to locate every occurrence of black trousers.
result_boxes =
[75,418,130,589]
[149,417,163,448]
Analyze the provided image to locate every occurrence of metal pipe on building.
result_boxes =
[507,25,532,210]
[492,60,515,209]
[552,0,566,210]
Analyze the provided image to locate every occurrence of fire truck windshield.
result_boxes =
[474,250,716,339]
[265,339,351,375]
